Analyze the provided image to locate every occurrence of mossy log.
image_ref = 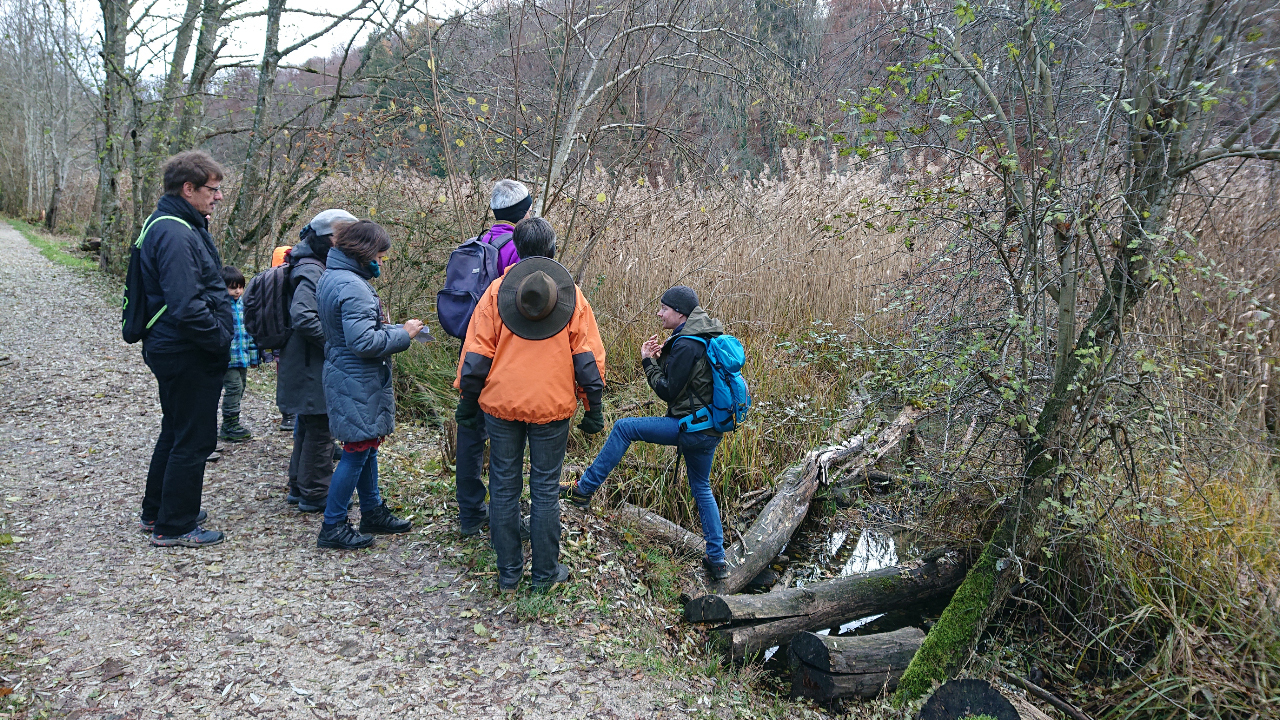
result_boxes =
[714,407,921,595]
[616,502,704,555]
[788,627,924,700]
[702,551,968,662]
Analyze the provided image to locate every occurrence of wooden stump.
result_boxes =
[789,627,924,700]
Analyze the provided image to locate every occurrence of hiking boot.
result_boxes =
[498,582,519,597]
[317,521,374,550]
[296,500,324,513]
[139,510,206,533]
[703,556,730,581]
[558,480,592,509]
[151,525,225,548]
[285,491,301,505]
[219,415,252,442]
[279,413,296,432]
[531,563,571,594]
[359,501,412,535]
[459,510,489,538]
[206,450,221,463]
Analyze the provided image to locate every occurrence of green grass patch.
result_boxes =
[6,218,97,270]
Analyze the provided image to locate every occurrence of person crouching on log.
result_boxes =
[560,286,730,581]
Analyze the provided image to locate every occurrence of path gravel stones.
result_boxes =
[0,222,715,719]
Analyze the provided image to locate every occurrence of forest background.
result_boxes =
[2,0,1279,715]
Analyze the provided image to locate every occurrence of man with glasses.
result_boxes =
[135,150,235,548]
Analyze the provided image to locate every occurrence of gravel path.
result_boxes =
[0,221,718,719]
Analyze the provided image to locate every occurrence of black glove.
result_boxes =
[455,397,481,430]
[578,407,605,434]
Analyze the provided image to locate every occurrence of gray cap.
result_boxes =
[309,209,358,237]
[490,179,530,210]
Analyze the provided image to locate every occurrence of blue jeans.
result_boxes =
[485,415,571,588]
[324,447,383,526]
[455,419,490,529]
[578,416,725,563]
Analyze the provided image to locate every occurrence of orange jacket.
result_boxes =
[454,269,606,424]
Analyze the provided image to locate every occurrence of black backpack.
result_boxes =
[243,254,323,350]
[122,215,191,344]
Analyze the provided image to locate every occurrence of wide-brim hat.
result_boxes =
[497,257,577,340]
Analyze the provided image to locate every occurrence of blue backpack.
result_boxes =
[436,232,513,339]
[677,335,752,433]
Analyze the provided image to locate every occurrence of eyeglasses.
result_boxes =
[202,184,222,193]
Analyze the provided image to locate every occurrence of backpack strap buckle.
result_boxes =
[678,407,713,433]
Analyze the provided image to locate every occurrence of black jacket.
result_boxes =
[138,195,233,358]
[642,306,724,423]
[275,236,329,415]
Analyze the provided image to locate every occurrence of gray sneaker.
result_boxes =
[151,526,225,548]
[139,509,206,533]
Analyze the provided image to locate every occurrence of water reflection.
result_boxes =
[840,529,897,576]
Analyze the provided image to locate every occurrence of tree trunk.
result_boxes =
[94,0,129,273]
[699,551,968,662]
[713,407,921,595]
[789,627,924,700]
[616,502,704,555]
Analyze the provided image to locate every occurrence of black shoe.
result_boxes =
[317,521,374,550]
[279,413,296,432]
[296,501,324,513]
[151,525,225,548]
[219,415,253,442]
[359,501,412,535]
[459,510,489,537]
[140,510,206,533]
[558,481,592,509]
[703,556,730,581]
[285,491,301,505]
[532,563,571,594]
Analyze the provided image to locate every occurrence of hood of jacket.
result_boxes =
[674,306,724,339]
[290,234,329,265]
[324,247,373,279]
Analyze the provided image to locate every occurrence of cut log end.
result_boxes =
[682,594,731,623]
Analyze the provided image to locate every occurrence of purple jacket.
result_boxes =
[479,223,520,272]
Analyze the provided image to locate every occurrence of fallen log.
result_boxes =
[616,502,704,555]
[789,627,924,700]
[714,406,921,594]
[791,626,924,674]
[698,551,968,662]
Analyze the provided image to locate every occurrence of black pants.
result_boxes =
[288,413,334,505]
[142,349,225,536]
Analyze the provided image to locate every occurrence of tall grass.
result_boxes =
[284,157,1278,715]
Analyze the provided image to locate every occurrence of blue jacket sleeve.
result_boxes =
[340,284,412,359]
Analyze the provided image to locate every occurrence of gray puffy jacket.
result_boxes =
[275,237,328,415]
[315,248,412,442]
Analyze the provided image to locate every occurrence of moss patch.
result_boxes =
[893,543,998,702]
[6,218,97,270]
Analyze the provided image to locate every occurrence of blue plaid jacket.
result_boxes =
[228,298,260,369]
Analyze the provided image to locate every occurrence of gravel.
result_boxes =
[0,221,714,719]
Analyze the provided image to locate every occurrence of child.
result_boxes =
[219,266,260,442]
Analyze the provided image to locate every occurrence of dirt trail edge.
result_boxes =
[0,222,703,719]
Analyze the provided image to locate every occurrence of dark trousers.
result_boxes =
[485,415,570,588]
[142,349,224,536]
[455,419,489,527]
[288,413,334,505]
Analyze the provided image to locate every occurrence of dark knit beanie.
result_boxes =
[660,286,699,317]
[493,194,533,223]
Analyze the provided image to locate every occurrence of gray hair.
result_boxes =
[490,179,530,210]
